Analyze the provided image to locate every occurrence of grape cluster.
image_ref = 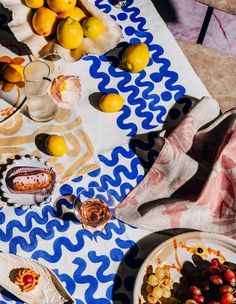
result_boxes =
[184,258,236,304]
[145,266,175,304]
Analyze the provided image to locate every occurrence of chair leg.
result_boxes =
[197,6,214,44]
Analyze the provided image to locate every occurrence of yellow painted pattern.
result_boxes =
[0,107,99,202]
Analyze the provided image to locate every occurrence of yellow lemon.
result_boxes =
[121,42,149,73]
[57,17,83,49]
[99,93,124,113]
[2,64,24,83]
[82,17,104,38]
[46,135,67,157]
[59,7,86,23]
[47,0,76,13]
[32,7,58,37]
[24,0,44,8]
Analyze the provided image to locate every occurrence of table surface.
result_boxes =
[0,0,209,303]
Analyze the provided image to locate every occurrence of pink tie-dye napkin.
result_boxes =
[115,97,236,239]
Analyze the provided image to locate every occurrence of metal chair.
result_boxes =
[178,0,236,112]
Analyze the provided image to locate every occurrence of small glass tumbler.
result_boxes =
[73,187,115,232]
[23,60,58,122]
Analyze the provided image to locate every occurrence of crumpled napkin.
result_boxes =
[115,97,236,239]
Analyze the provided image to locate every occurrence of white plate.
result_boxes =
[0,252,75,304]
[0,155,56,208]
[134,231,236,304]
[0,94,26,124]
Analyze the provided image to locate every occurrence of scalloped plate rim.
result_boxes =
[0,155,57,207]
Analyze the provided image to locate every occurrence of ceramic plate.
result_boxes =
[0,46,27,124]
[134,231,236,304]
[0,91,26,124]
[0,155,56,208]
[0,252,75,303]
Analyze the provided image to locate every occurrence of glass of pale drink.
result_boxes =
[23,60,58,122]
[73,187,116,231]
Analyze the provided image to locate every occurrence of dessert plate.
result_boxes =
[0,252,74,304]
[0,94,26,124]
[0,155,56,208]
[134,231,236,304]
[0,46,27,124]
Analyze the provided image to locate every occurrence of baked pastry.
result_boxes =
[6,166,56,195]
[13,268,40,292]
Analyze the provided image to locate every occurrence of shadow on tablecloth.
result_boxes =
[129,96,198,173]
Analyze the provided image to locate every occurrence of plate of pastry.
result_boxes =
[0,252,74,303]
[0,47,27,125]
[0,155,56,208]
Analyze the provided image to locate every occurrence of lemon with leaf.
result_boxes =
[59,7,86,23]
[57,17,83,49]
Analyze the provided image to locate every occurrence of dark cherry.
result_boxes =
[224,270,236,286]
[220,293,233,304]
[189,285,201,295]
[193,294,205,304]
[201,280,210,291]
[209,266,222,275]
[211,258,221,268]
[219,285,233,295]
[210,275,224,285]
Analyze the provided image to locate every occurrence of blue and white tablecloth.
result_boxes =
[0,0,209,303]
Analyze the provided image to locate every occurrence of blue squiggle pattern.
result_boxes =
[0,0,191,302]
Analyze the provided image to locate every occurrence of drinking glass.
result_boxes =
[73,187,115,231]
[23,60,58,122]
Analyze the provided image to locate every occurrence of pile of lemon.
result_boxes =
[25,0,104,49]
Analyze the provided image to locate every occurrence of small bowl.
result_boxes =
[73,187,115,232]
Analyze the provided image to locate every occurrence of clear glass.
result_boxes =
[73,187,115,230]
[23,60,58,122]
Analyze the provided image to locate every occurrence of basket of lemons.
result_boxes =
[1,0,122,61]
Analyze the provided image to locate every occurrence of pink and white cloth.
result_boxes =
[115,97,236,239]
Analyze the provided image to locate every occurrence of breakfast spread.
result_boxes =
[13,268,40,292]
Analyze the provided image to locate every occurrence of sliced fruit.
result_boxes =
[2,64,24,83]
[0,56,12,63]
